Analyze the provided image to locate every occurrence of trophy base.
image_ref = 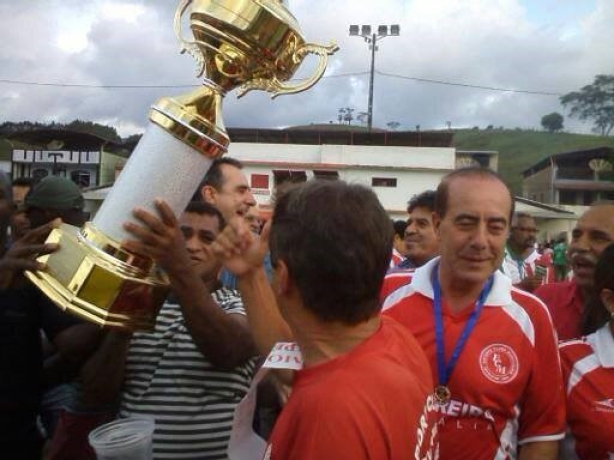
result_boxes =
[25,223,170,331]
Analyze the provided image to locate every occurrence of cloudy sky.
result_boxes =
[0,0,611,137]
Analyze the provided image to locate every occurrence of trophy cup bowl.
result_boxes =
[25,0,338,331]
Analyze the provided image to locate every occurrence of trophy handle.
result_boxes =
[237,42,339,98]
[174,0,206,77]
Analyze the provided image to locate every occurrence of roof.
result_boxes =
[6,129,124,151]
[523,146,614,177]
[514,196,576,219]
[227,127,454,148]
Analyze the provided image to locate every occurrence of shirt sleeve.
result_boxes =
[517,299,566,444]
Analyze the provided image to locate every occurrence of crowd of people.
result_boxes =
[0,161,613,460]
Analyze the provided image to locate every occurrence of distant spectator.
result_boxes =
[390,219,407,268]
[501,212,552,292]
[553,235,568,281]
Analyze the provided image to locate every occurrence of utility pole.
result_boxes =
[349,24,400,132]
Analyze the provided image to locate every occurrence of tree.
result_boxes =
[386,121,400,131]
[560,74,614,136]
[541,112,564,133]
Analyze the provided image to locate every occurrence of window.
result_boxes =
[371,177,397,187]
[71,170,90,188]
[313,170,339,181]
[251,174,269,189]
[273,170,307,186]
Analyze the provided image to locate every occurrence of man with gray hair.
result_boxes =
[500,212,549,292]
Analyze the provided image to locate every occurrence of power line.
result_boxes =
[0,71,371,90]
[376,70,563,96]
[0,70,564,96]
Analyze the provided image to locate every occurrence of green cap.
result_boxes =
[25,176,84,211]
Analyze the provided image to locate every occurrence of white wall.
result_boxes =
[229,142,455,216]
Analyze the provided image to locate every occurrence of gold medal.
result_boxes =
[434,385,451,405]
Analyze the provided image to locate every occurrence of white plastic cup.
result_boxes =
[88,418,155,460]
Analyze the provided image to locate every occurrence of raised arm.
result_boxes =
[122,200,257,369]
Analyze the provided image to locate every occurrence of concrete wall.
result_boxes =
[228,142,455,218]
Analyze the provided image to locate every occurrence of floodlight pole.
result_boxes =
[367,33,376,132]
[349,24,400,132]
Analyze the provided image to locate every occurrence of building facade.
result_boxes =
[523,146,614,206]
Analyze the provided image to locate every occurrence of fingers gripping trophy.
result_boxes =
[25,0,338,331]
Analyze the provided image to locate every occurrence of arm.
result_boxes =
[212,218,295,384]
[212,217,294,357]
[518,441,558,460]
[122,200,257,370]
[77,330,132,409]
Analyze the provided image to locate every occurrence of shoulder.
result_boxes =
[534,281,574,299]
[381,269,414,301]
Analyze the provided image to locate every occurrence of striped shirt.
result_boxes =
[120,288,257,460]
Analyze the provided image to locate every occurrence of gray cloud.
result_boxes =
[0,0,611,136]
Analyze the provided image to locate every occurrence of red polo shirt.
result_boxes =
[533,281,584,341]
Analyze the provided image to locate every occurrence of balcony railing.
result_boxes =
[556,167,614,182]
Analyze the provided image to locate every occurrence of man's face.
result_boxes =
[180,211,222,280]
[569,205,614,289]
[205,164,256,222]
[404,206,439,266]
[12,185,30,206]
[436,177,511,287]
[509,216,537,251]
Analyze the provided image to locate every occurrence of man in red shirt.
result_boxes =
[383,167,565,460]
[213,180,436,460]
[534,202,614,339]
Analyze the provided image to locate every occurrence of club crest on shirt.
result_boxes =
[479,344,519,384]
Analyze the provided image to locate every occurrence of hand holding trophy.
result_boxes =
[26,0,338,331]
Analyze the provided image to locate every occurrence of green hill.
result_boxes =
[453,129,614,194]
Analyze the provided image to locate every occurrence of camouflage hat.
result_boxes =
[24,176,84,211]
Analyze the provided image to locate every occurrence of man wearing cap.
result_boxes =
[0,176,98,460]
[24,175,87,230]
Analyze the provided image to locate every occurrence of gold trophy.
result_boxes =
[25,0,338,331]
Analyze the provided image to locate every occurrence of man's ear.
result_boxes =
[432,212,442,239]
[275,259,291,296]
[201,185,217,204]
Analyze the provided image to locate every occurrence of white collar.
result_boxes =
[411,257,513,307]
[588,324,614,368]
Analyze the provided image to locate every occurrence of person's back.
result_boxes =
[269,316,433,460]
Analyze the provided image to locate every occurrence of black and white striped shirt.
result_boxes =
[120,288,257,459]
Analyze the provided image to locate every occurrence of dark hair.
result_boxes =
[581,243,614,335]
[435,167,515,221]
[407,190,436,214]
[270,180,392,325]
[392,220,407,238]
[192,157,244,201]
[12,177,36,188]
[184,201,225,231]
